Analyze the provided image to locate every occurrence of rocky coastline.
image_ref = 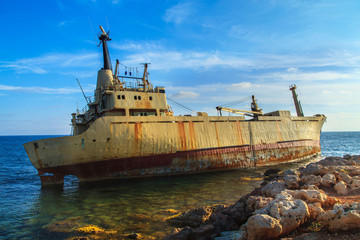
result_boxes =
[164,155,360,240]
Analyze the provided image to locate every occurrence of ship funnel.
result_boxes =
[289,84,304,117]
[98,25,112,71]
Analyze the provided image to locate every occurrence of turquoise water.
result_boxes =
[0,132,359,239]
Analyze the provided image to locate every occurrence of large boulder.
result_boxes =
[246,214,282,240]
[350,179,360,191]
[299,163,328,176]
[307,202,325,220]
[246,196,274,211]
[284,174,300,189]
[337,171,352,184]
[261,180,286,198]
[322,173,337,187]
[318,203,360,232]
[301,174,322,186]
[334,181,348,195]
[291,189,337,208]
[269,199,309,235]
[166,206,214,228]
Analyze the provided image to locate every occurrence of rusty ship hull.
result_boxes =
[24,114,325,183]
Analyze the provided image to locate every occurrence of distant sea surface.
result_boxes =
[1,132,359,239]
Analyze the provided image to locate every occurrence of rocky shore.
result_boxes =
[164,155,360,240]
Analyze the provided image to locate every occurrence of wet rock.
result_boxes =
[319,157,346,167]
[190,224,215,240]
[76,225,105,235]
[166,206,214,228]
[264,168,281,176]
[301,174,322,186]
[220,195,253,227]
[300,163,328,176]
[163,226,193,240]
[125,233,140,239]
[284,169,300,177]
[214,230,245,240]
[284,174,300,189]
[322,173,337,187]
[246,214,282,240]
[261,180,286,198]
[45,217,84,233]
[211,212,239,232]
[246,196,274,211]
[164,225,214,240]
[334,181,348,195]
[318,203,360,232]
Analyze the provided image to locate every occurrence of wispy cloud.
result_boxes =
[121,48,360,72]
[112,41,163,51]
[0,84,80,94]
[0,52,98,74]
[163,2,194,24]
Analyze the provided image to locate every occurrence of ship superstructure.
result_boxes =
[23,26,326,185]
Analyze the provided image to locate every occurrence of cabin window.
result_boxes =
[149,96,152,101]
[159,89,165,93]
[117,95,120,99]
[134,96,137,100]
[122,95,125,99]
[138,96,141,100]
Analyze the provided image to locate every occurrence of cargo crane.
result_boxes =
[216,95,263,117]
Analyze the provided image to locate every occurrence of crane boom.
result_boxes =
[216,95,263,117]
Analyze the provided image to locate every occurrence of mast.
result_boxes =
[99,26,112,71]
[289,84,304,117]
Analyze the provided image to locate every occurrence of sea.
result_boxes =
[0,132,359,239]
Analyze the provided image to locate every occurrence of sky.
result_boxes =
[0,0,360,135]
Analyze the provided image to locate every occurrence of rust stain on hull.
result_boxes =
[38,139,320,181]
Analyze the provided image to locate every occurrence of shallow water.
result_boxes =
[0,132,359,239]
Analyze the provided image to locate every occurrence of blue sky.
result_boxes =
[1,0,360,135]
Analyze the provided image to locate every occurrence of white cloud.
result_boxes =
[260,70,350,82]
[0,84,80,94]
[230,82,252,90]
[163,2,194,24]
[112,41,163,51]
[0,52,98,74]
[170,90,199,99]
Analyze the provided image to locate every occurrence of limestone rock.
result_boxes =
[318,203,360,232]
[299,163,328,176]
[301,174,322,186]
[292,189,337,208]
[269,199,309,235]
[350,179,360,191]
[307,202,325,220]
[246,214,282,240]
[322,173,337,187]
[337,171,352,184]
[261,180,286,198]
[334,181,348,195]
[284,174,300,189]
[284,169,300,177]
[246,196,274,211]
